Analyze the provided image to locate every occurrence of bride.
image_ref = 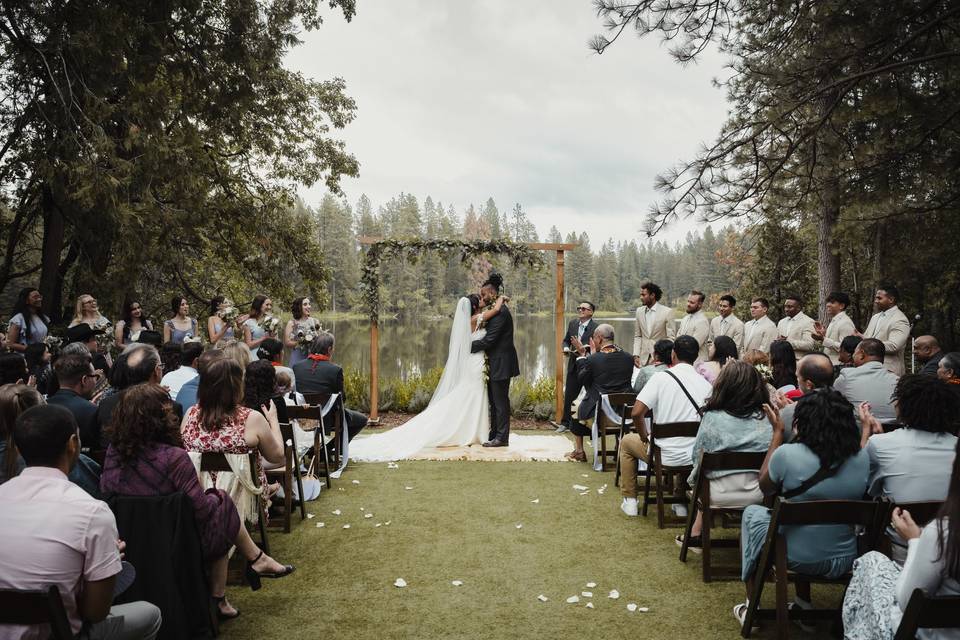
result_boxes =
[349,294,507,462]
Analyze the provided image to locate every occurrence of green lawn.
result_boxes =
[223,431,840,639]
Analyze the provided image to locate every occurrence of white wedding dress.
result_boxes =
[349,297,489,462]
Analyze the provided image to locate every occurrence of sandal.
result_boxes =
[675,534,702,554]
[245,550,295,591]
[564,450,584,461]
[733,602,759,630]
[212,596,240,620]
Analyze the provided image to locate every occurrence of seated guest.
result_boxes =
[834,338,899,426]
[564,324,634,462]
[24,342,53,395]
[695,335,738,385]
[842,438,960,639]
[160,339,202,400]
[292,332,367,442]
[176,348,225,411]
[257,337,296,392]
[781,353,835,441]
[244,359,289,427]
[65,322,111,375]
[679,361,772,550]
[0,404,162,639]
[217,337,253,371]
[834,334,862,379]
[769,340,799,392]
[618,335,712,517]
[0,352,29,385]
[859,375,959,563]
[101,383,293,620]
[634,339,672,393]
[914,335,944,377]
[0,383,102,496]
[937,351,960,385]
[47,352,99,448]
[180,358,286,513]
[734,388,868,625]
[160,341,182,376]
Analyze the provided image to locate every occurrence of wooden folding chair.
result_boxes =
[740,498,886,639]
[287,404,333,489]
[893,587,960,640]
[265,421,307,532]
[876,500,944,558]
[0,585,73,639]
[200,451,269,555]
[592,392,636,482]
[302,392,345,469]
[640,420,700,528]
[680,450,767,582]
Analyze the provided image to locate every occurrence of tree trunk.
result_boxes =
[816,196,841,325]
[38,185,66,323]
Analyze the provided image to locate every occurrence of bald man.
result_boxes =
[781,353,835,441]
[915,336,944,376]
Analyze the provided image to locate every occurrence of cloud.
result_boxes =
[288,0,730,247]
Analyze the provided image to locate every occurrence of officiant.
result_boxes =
[555,301,597,433]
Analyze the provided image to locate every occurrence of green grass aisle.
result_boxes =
[224,432,838,639]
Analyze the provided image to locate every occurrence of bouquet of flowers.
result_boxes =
[96,321,116,355]
[217,298,240,324]
[754,363,773,383]
[43,335,64,356]
[259,315,281,336]
[294,322,325,354]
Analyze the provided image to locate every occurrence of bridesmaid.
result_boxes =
[242,295,274,356]
[115,299,154,348]
[69,294,111,329]
[207,296,245,344]
[163,295,199,344]
[283,297,321,368]
[5,287,49,353]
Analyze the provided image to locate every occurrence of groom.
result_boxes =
[471,279,520,447]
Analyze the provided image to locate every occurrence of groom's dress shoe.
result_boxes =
[482,439,508,447]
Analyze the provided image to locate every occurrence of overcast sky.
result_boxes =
[287,0,731,247]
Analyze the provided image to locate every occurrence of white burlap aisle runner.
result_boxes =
[401,434,571,462]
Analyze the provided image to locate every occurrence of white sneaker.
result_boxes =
[620,498,639,517]
[671,503,688,517]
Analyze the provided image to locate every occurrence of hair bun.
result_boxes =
[486,272,504,290]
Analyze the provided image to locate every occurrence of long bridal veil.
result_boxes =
[429,296,473,405]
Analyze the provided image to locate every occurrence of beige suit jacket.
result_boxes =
[864,305,910,376]
[632,302,676,366]
[678,310,711,362]
[777,312,817,360]
[743,316,778,353]
[821,310,857,364]
[709,314,745,353]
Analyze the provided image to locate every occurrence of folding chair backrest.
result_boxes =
[302,392,332,407]
[606,392,637,415]
[894,588,960,640]
[0,585,73,639]
[198,451,260,488]
[650,421,700,440]
[700,451,766,474]
[285,404,323,421]
[774,498,882,528]
[894,501,944,528]
[278,421,295,448]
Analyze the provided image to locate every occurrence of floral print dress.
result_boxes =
[181,405,267,490]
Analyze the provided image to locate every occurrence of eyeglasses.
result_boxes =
[577,306,592,311]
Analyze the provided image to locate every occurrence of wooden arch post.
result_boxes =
[358,238,577,425]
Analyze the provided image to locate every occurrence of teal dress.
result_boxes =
[740,444,869,581]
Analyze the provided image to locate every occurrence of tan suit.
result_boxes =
[632,302,676,366]
[776,312,817,360]
[743,316,778,353]
[864,305,911,376]
[709,314,745,353]
[678,310,711,362]
[821,310,857,364]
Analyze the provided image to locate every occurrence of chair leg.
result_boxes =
[315,425,332,489]
[679,498,696,563]
[702,507,712,582]
[283,455,293,533]
[655,467,666,529]
[258,504,270,556]
[641,462,652,517]
[294,455,307,520]
[775,540,789,640]
[614,435,621,487]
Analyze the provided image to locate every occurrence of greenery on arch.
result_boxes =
[360,238,546,321]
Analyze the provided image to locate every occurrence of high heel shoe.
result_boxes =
[245,550,295,591]
[212,595,240,620]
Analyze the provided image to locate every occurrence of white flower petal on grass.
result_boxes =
[608,590,620,599]
[315,522,325,528]
[365,513,374,519]
[581,591,593,598]
[405,486,414,491]
[515,524,523,529]
[531,499,540,504]
[579,491,589,496]
[332,509,341,515]
[581,474,589,478]
[394,578,407,588]
[451,580,463,587]
[375,523,382,527]
[537,595,548,602]
[586,582,597,588]
[638,607,650,612]
[387,462,399,469]
[360,507,365,511]
[566,595,580,604]
[338,487,345,492]
[306,513,315,519]
[572,484,588,491]
[585,602,595,609]
[385,521,392,526]
[351,479,360,485]
[627,603,638,612]
[342,524,351,529]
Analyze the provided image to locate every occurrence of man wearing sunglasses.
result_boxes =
[555,301,597,433]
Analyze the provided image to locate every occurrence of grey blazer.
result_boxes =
[833,361,899,425]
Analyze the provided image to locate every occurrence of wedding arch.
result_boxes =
[357,236,578,424]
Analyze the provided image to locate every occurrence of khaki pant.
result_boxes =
[619,433,649,499]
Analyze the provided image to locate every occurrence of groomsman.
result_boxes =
[632,282,675,368]
[813,291,857,364]
[863,284,910,376]
[709,294,744,353]
[776,294,817,361]
[743,297,778,353]
[677,290,710,362]
[556,300,597,432]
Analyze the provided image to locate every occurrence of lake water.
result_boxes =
[319,315,637,381]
